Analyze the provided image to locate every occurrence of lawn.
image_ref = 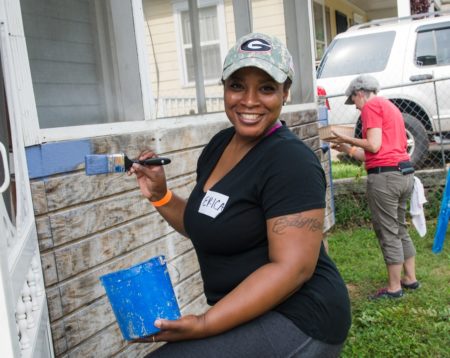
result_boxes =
[327,222,450,357]
[331,160,366,180]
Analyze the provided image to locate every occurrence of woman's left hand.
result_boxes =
[131,314,207,343]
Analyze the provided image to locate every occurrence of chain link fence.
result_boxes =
[324,76,450,170]
[324,76,450,234]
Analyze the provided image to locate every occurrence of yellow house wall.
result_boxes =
[143,0,237,102]
[251,0,286,40]
[142,0,367,102]
[324,0,367,38]
[142,0,289,103]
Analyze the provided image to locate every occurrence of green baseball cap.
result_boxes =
[222,32,294,84]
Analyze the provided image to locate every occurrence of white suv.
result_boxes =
[317,11,450,167]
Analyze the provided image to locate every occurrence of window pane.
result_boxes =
[436,27,450,65]
[182,5,221,83]
[185,48,195,83]
[21,0,105,127]
[202,44,221,79]
[21,0,143,128]
[314,2,325,42]
[316,42,325,61]
[181,6,218,45]
[318,31,395,78]
[199,6,218,42]
[185,44,221,82]
[181,11,191,44]
[325,7,331,45]
[415,31,436,66]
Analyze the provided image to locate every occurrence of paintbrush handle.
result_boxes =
[136,157,171,166]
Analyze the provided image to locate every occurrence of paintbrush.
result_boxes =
[85,153,171,175]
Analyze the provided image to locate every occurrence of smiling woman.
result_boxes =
[222,67,288,142]
[128,32,351,358]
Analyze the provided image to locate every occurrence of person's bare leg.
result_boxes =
[386,263,402,292]
[402,256,417,284]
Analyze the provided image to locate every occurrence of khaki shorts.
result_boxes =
[367,171,415,265]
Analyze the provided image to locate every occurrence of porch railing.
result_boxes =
[154,96,224,118]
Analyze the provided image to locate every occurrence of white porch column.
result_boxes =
[397,0,411,17]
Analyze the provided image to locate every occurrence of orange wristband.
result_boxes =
[348,146,357,157]
[151,190,173,207]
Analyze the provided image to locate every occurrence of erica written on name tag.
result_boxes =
[198,190,229,218]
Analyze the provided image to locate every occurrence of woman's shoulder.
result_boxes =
[256,127,323,180]
[210,126,234,143]
[201,127,234,154]
[269,127,317,158]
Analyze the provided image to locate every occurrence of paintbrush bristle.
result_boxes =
[85,154,126,175]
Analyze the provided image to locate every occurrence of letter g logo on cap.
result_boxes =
[240,39,271,52]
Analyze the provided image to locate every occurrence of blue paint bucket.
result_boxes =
[100,255,181,340]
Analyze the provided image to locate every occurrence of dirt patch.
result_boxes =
[346,283,363,300]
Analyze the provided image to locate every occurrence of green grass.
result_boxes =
[327,222,450,357]
[331,161,366,180]
[329,162,448,356]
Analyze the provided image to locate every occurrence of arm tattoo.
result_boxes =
[272,213,323,234]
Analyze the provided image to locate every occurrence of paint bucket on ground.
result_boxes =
[100,255,180,341]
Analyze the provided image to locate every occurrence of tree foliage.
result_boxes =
[410,0,431,14]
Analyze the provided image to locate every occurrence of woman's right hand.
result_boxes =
[127,150,168,201]
[330,143,351,153]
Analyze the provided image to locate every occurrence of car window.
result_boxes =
[317,31,395,78]
[436,28,450,65]
[415,31,436,66]
[416,26,450,66]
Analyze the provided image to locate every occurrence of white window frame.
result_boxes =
[21,0,154,146]
[313,0,327,61]
[172,0,227,87]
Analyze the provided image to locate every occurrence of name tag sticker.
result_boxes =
[198,190,229,218]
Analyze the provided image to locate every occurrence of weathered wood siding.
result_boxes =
[30,106,332,357]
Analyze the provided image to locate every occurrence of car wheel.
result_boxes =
[354,113,428,168]
[403,113,428,168]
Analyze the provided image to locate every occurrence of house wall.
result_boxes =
[143,0,191,99]
[142,0,289,103]
[141,0,370,107]
[366,8,397,19]
[324,0,366,37]
[30,105,333,357]
[252,0,286,38]
[142,0,235,101]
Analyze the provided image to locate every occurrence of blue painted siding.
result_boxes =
[26,140,92,179]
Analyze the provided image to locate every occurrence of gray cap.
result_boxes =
[344,75,380,104]
[222,32,294,84]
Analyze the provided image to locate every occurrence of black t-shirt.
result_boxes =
[184,125,351,344]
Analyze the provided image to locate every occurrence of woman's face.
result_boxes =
[352,91,366,110]
[224,66,289,141]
